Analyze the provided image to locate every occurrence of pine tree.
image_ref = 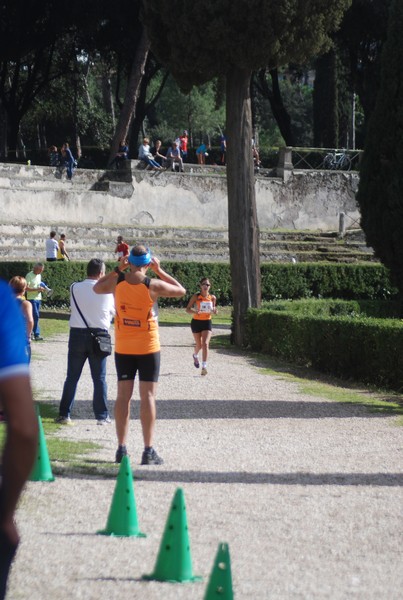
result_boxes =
[356,0,403,295]
[142,0,351,345]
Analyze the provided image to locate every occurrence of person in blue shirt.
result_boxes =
[114,139,129,169]
[196,142,209,165]
[0,281,38,600]
[61,142,76,180]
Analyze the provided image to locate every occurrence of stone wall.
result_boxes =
[0,161,360,231]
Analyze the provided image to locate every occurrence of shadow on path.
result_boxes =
[44,398,391,420]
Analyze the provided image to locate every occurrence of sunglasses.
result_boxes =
[202,283,211,287]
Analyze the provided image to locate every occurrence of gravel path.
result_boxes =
[8,325,403,599]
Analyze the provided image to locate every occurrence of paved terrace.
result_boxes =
[7,325,403,599]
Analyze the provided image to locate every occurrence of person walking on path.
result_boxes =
[25,263,45,341]
[45,231,59,262]
[0,281,38,600]
[61,142,76,180]
[186,277,217,376]
[56,259,115,425]
[94,244,186,465]
[57,234,70,261]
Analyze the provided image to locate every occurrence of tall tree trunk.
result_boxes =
[0,104,7,159]
[256,69,295,146]
[313,51,338,148]
[102,74,116,130]
[226,66,261,346]
[107,30,150,166]
[129,73,149,152]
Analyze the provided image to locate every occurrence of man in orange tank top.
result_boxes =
[94,245,185,465]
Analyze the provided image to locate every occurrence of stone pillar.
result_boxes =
[339,212,346,238]
[276,146,293,181]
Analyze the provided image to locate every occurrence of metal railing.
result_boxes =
[291,147,363,171]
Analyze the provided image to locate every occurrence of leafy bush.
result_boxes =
[246,303,403,391]
[0,261,397,307]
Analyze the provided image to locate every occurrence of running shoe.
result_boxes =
[193,354,200,368]
[201,367,208,376]
[141,447,164,465]
[115,446,128,464]
[97,416,112,425]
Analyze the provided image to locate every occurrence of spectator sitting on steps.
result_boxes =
[114,140,129,169]
[138,137,163,170]
[150,140,166,167]
[166,141,184,172]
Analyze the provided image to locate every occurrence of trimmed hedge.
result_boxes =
[0,261,397,307]
[246,304,403,391]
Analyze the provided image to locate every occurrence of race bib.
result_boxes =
[199,301,213,313]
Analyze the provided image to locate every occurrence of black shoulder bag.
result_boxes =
[71,284,112,356]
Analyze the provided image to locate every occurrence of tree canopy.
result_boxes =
[142,0,352,345]
[356,0,403,295]
[142,1,351,90]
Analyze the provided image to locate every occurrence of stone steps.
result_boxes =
[0,222,375,264]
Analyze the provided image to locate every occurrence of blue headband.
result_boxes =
[128,248,152,266]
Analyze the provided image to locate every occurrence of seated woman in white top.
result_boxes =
[138,138,163,170]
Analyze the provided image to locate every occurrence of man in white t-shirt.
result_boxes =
[56,259,115,425]
[45,231,59,262]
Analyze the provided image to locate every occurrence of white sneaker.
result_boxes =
[55,415,73,425]
[97,416,112,425]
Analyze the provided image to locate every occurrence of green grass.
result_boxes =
[158,306,232,325]
[0,401,103,470]
[257,364,403,418]
[210,332,403,420]
[40,308,232,331]
[40,318,70,337]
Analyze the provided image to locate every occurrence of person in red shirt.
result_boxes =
[114,236,129,260]
[179,130,188,161]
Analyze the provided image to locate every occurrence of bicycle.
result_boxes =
[323,150,351,171]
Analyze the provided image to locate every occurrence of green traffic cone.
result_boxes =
[204,543,233,599]
[143,487,202,583]
[29,415,55,482]
[97,455,146,537]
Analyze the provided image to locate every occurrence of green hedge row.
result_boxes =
[246,305,403,391]
[0,261,397,307]
[262,298,401,319]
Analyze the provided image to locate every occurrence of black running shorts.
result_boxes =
[190,319,212,334]
[115,351,160,382]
